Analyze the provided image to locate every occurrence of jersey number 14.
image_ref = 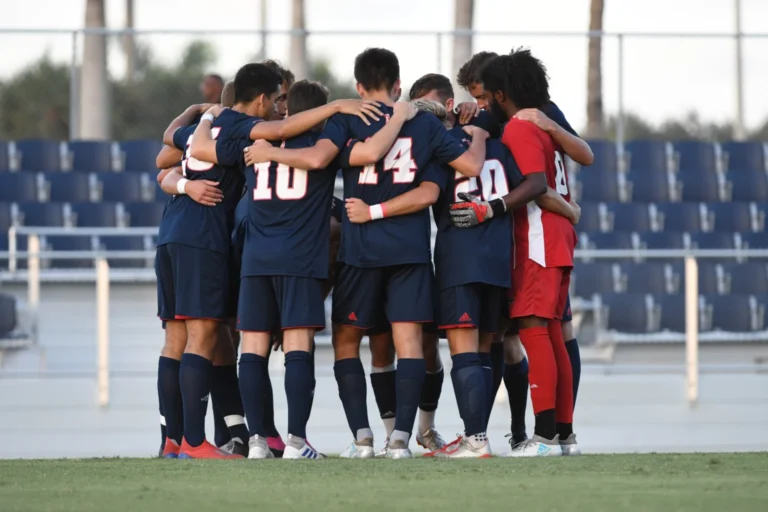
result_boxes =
[358,138,417,185]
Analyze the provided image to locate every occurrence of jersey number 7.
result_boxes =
[358,138,417,185]
[252,162,308,200]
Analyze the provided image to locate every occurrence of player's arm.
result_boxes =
[514,108,594,166]
[345,102,418,166]
[441,125,488,178]
[536,187,580,225]
[156,145,182,170]
[162,103,211,147]
[159,167,223,207]
[244,138,340,171]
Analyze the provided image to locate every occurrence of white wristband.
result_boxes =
[201,112,215,123]
[176,178,189,195]
[369,204,385,220]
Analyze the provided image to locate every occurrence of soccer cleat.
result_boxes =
[560,433,582,456]
[161,438,180,459]
[501,434,562,457]
[375,437,389,458]
[267,436,286,458]
[283,435,326,460]
[423,433,462,458]
[339,438,375,459]
[385,438,413,459]
[435,433,491,459]
[505,432,529,451]
[178,438,244,459]
[219,437,249,458]
[416,427,446,452]
[248,435,275,459]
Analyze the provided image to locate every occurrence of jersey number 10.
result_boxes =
[252,162,308,200]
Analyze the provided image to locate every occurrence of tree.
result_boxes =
[586,0,605,138]
[452,0,474,102]
[79,0,110,140]
[308,59,357,101]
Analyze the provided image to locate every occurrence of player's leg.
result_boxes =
[561,295,581,406]
[262,347,285,456]
[416,327,446,452]
[502,325,529,448]
[551,274,579,456]
[210,323,248,456]
[368,326,396,455]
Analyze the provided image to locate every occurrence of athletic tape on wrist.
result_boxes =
[201,112,215,123]
[176,178,189,195]
[369,204,385,220]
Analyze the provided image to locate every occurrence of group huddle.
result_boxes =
[154,47,592,460]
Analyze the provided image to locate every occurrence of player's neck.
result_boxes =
[361,91,394,106]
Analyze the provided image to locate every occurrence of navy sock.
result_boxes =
[239,353,268,438]
[565,338,581,406]
[211,365,248,443]
[393,358,426,437]
[478,352,494,427]
[490,343,504,400]
[451,353,486,436]
[284,350,314,440]
[179,353,212,447]
[262,350,280,438]
[212,401,230,447]
[419,368,443,412]
[334,358,370,436]
[308,340,317,418]
[504,358,529,438]
[158,356,183,445]
[157,377,167,450]
[370,368,397,421]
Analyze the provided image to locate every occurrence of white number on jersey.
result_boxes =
[454,159,510,202]
[358,137,417,185]
[554,151,569,195]
[182,127,222,176]
[252,162,308,201]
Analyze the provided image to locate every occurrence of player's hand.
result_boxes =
[455,102,480,125]
[334,99,383,125]
[185,180,223,207]
[345,198,372,223]
[514,108,558,133]
[205,104,227,119]
[449,192,494,228]
[244,139,272,166]
[462,125,490,139]
[568,198,581,225]
[394,101,419,121]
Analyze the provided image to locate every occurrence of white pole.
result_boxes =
[684,256,699,406]
[734,0,745,141]
[96,257,110,407]
[27,234,40,316]
[8,226,16,273]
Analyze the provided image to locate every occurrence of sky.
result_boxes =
[2,0,768,132]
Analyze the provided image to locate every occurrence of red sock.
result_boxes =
[548,319,574,424]
[518,326,557,414]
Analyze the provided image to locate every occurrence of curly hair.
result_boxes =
[456,51,498,89]
[479,48,550,109]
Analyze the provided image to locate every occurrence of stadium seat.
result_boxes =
[584,139,618,173]
[571,262,618,297]
[99,236,151,269]
[69,141,114,172]
[44,172,95,203]
[16,202,66,226]
[634,232,687,263]
[0,293,16,338]
[673,141,718,173]
[654,295,686,332]
[98,172,147,203]
[625,170,671,202]
[723,262,768,295]
[42,235,96,269]
[741,232,768,250]
[0,202,14,232]
[120,139,165,172]
[677,169,723,202]
[707,202,755,233]
[726,171,768,202]
[0,173,40,202]
[0,235,28,269]
[689,232,737,250]
[578,202,602,232]
[721,141,766,172]
[602,293,652,333]
[603,202,653,232]
[70,202,119,227]
[14,139,63,172]
[574,169,620,202]
[653,203,705,232]
[124,201,165,227]
[582,231,635,250]
[155,182,170,202]
[0,141,10,172]
[706,294,757,332]
[625,140,671,173]
[675,261,722,295]
[621,262,674,295]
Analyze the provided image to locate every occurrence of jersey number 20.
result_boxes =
[358,138,417,185]
[252,162,308,200]
[454,159,510,201]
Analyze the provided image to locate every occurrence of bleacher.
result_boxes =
[0,138,767,341]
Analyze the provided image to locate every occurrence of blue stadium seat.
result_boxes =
[16,202,66,226]
[578,202,602,232]
[723,262,768,295]
[604,203,652,232]
[0,235,28,269]
[15,139,62,172]
[43,235,95,269]
[571,262,618,297]
[44,172,94,203]
[100,236,150,269]
[0,173,39,202]
[673,141,718,173]
[155,182,170,202]
[707,202,754,233]
[584,140,618,172]
[625,170,670,202]
[726,171,768,202]
[741,232,768,249]
[0,141,10,172]
[706,294,756,332]
[689,232,736,250]
[722,141,765,172]
[625,140,670,173]
[602,293,652,333]
[675,261,721,295]
[0,203,13,232]
[70,202,119,227]
[654,203,705,232]
[124,201,165,227]
[654,295,686,332]
[120,139,165,172]
[635,232,687,263]
[0,293,16,337]
[98,172,146,202]
[575,169,620,202]
[69,141,114,172]
[677,169,723,202]
[583,232,635,250]
[621,262,672,295]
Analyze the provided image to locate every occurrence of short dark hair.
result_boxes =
[233,63,282,104]
[456,51,498,89]
[480,48,550,109]
[205,73,225,87]
[262,59,296,88]
[354,48,400,92]
[287,80,329,115]
[408,73,454,102]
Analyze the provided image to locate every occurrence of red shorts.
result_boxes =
[509,259,571,320]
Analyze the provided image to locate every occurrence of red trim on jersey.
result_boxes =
[439,323,477,330]
[174,315,225,322]
[281,325,325,331]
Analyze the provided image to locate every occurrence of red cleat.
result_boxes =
[423,435,462,458]
[178,438,244,459]
[162,437,180,459]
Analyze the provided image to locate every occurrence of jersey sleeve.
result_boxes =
[172,126,192,151]
[418,161,450,191]
[426,115,467,164]
[334,139,360,169]
[318,113,349,150]
[501,121,546,176]
[543,102,578,137]
[330,196,343,222]
[231,117,261,140]
[467,110,501,139]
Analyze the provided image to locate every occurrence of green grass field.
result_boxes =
[1,454,767,512]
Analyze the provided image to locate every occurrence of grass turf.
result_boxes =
[1,454,767,512]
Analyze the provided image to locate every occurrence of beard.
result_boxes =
[488,98,509,125]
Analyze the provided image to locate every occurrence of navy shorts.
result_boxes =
[237,275,326,332]
[332,263,433,329]
[155,243,229,321]
[504,293,572,335]
[438,283,505,334]
[227,253,240,319]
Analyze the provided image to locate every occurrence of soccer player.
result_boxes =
[450,49,578,457]
[262,60,295,121]
[245,47,488,459]
[200,73,225,104]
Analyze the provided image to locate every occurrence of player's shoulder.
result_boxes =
[216,110,260,132]
[285,131,320,149]
[466,110,501,139]
[503,117,548,141]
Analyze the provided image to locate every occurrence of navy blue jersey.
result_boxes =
[433,135,524,289]
[331,196,344,222]
[157,109,256,254]
[320,106,465,267]
[543,102,578,137]
[241,132,338,279]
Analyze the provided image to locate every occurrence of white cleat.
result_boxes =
[385,439,413,459]
[339,438,375,459]
[435,433,492,459]
[374,437,389,458]
[416,427,446,452]
[559,433,581,456]
[283,435,325,460]
[502,434,562,457]
[247,434,275,459]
